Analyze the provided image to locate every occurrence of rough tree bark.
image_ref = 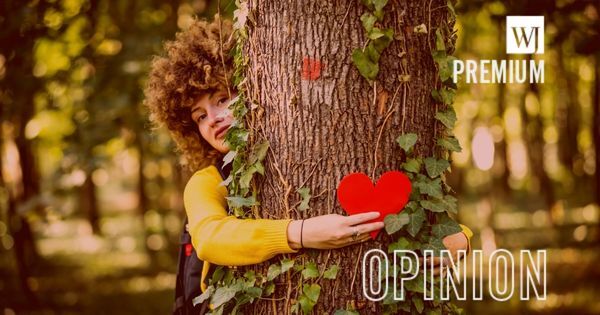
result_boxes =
[242,0,451,313]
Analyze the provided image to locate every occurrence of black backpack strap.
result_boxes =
[173,219,209,315]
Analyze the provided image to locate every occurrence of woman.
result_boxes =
[144,16,471,308]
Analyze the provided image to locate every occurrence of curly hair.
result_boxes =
[144,16,234,171]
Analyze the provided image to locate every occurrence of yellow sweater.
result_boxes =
[184,165,474,293]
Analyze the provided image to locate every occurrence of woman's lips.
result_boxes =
[215,125,230,139]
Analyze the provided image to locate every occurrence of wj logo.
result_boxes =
[506,16,544,54]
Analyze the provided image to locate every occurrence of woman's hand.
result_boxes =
[287,212,384,250]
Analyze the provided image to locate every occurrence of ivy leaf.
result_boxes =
[226,196,257,208]
[365,43,381,63]
[435,29,445,52]
[388,236,411,253]
[421,237,446,256]
[432,213,462,238]
[372,0,389,12]
[402,158,421,173]
[281,258,295,273]
[424,157,449,178]
[303,284,321,303]
[372,28,394,52]
[405,274,426,293]
[434,108,457,129]
[297,187,311,211]
[233,1,249,31]
[414,176,443,198]
[219,174,233,187]
[412,294,425,314]
[396,133,418,152]
[407,207,426,237]
[298,284,321,314]
[442,195,458,214]
[352,48,379,80]
[302,262,320,279]
[420,199,446,212]
[384,212,410,235]
[211,285,240,309]
[267,264,281,281]
[245,286,262,299]
[323,265,339,280]
[249,140,269,164]
[222,150,237,167]
[192,286,214,306]
[264,282,275,297]
[361,13,377,33]
[437,137,462,152]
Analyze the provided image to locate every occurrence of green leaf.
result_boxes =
[303,284,321,302]
[384,212,410,234]
[402,158,421,173]
[211,267,225,284]
[437,137,462,152]
[421,237,446,256]
[407,207,426,237]
[412,294,425,314]
[299,284,321,314]
[245,286,262,299]
[388,236,411,253]
[297,187,311,211]
[365,43,381,63]
[222,150,237,167]
[352,48,379,80]
[396,133,418,152]
[405,274,426,293]
[368,27,386,40]
[226,196,257,208]
[323,265,339,280]
[435,29,445,52]
[264,282,275,296]
[372,28,394,52]
[192,286,214,306]
[267,264,281,281]
[414,176,443,198]
[361,13,377,33]
[420,199,446,212]
[302,262,319,279]
[211,285,240,309]
[372,0,389,11]
[432,213,462,238]
[434,108,457,129]
[248,140,269,164]
[424,157,449,178]
[281,258,295,273]
[443,194,458,214]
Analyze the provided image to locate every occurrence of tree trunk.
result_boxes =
[594,52,600,211]
[81,168,102,235]
[243,0,449,312]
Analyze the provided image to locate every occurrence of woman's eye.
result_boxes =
[218,98,228,106]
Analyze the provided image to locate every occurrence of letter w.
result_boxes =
[511,27,539,52]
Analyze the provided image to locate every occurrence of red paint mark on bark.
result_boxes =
[302,57,322,80]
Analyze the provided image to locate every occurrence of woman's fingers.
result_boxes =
[354,221,385,234]
[344,211,381,225]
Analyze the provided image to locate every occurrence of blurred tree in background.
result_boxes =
[0,0,599,314]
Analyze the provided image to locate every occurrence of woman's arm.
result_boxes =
[184,166,295,266]
[185,166,385,266]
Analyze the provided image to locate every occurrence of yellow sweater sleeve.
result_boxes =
[459,224,473,252]
[184,165,298,266]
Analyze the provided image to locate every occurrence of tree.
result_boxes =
[215,0,462,313]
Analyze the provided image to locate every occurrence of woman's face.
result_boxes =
[190,89,236,154]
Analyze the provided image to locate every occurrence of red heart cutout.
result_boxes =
[337,171,412,239]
